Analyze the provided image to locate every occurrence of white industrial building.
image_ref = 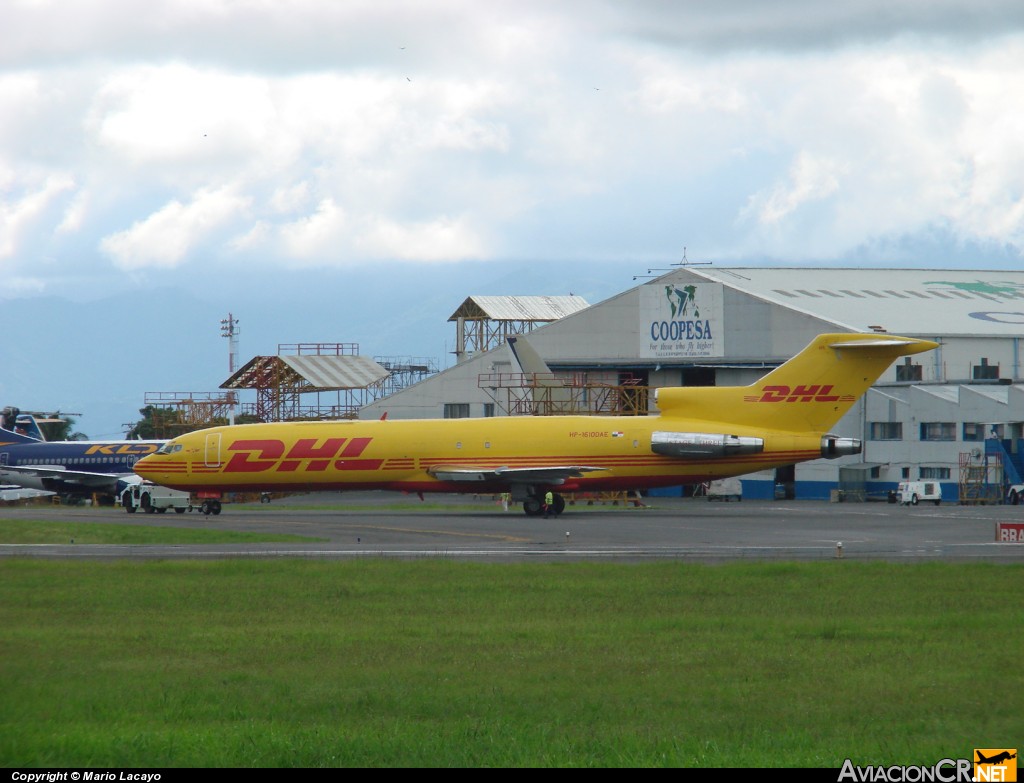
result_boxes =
[361,268,1024,502]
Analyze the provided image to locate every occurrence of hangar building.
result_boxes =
[361,268,1024,502]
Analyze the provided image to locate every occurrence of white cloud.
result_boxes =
[746,153,845,225]
[0,174,74,260]
[277,199,486,263]
[100,186,250,269]
[356,214,486,261]
[0,1,1022,289]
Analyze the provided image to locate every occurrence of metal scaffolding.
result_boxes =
[478,371,650,417]
[141,392,236,438]
[220,343,393,422]
[448,295,589,362]
[958,449,1004,505]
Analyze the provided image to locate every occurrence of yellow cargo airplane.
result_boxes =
[133,333,937,515]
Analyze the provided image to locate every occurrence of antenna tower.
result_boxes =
[221,313,240,422]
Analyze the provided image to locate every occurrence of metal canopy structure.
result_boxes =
[141,392,237,437]
[448,295,589,362]
[220,344,391,422]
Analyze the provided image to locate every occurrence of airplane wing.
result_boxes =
[426,464,608,485]
[0,464,128,493]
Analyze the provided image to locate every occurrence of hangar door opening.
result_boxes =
[774,464,795,499]
[681,367,716,386]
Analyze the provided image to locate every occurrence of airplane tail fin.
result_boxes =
[656,333,938,432]
[507,336,574,414]
[0,426,43,445]
[1,407,46,441]
[507,335,554,377]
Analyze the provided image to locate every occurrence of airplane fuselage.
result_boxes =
[133,333,940,514]
[134,414,822,494]
[0,438,164,496]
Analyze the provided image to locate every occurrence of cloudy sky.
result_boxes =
[3,0,1024,436]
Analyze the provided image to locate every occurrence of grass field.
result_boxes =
[1,555,1020,768]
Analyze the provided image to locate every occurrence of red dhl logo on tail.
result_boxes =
[224,438,383,472]
[743,385,855,403]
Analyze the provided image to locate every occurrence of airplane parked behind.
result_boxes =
[133,333,938,515]
[0,427,166,501]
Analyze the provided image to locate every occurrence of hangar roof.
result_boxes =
[221,355,390,391]
[448,295,589,322]
[688,267,1024,336]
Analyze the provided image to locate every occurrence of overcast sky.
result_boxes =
[3,0,1024,436]
[5,0,1024,295]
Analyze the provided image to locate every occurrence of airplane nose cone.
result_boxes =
[133,454,155,478]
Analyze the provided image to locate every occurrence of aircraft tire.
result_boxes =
[211,500,222,515]
[551,493,566,516]
[522,498,543,516]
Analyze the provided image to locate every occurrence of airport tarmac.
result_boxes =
[2,491,1023,563]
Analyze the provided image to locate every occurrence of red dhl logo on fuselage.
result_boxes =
[744,384,852,403]
[223,438,382,472]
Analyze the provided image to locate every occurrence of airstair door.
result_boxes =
[205,433,222,468]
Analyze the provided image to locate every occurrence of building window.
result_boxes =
[896,359,922,382]
[443,403,470,419]
[901,467,910,479]
[973,358,999,380]
[963,423,985,441]
[869,422,902,440]
[869,466,881,479]
[483,403,495,418]
[920,422,956,441]
[919,467,951,480]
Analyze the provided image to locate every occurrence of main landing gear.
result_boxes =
[199,499,222,515]
[522,492,566,517]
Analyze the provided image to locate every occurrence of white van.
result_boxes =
[897,481,942,506]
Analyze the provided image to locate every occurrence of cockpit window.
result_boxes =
[155,443,183,455]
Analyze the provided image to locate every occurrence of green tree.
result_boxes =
[127,406,178,440]
[37,414,88,441]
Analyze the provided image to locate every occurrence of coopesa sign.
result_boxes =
[640,281,723,359]
[649,318,712,341]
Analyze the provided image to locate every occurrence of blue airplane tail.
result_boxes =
[0,426,42,445]
[0,407,45,442]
